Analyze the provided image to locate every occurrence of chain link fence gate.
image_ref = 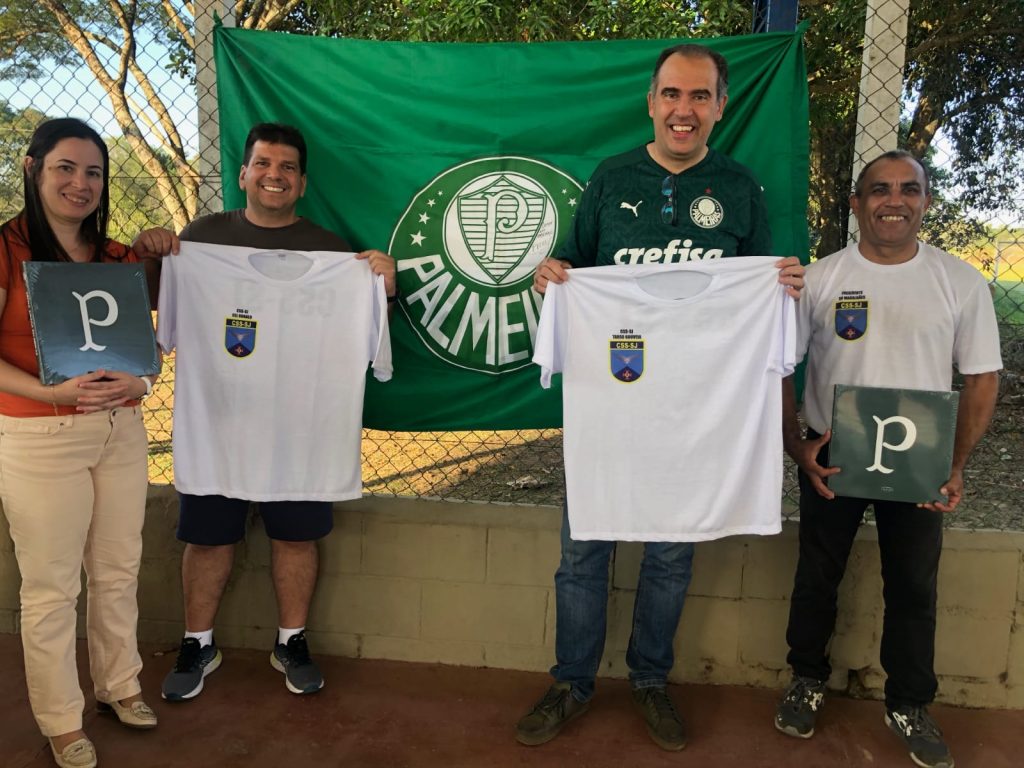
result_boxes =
[0,1,1020,527]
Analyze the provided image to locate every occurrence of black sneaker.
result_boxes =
[161,637,222,701]
[632,686,686,751]
[270,631,324,694]
[515,682,589,746]
[885,705,954,768]
[775,675,826,738]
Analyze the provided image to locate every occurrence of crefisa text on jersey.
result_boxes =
[612,238,724,264]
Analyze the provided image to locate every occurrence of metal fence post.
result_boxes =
[195,0,234,217]
[848,0,910,242]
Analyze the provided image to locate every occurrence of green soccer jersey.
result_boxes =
[559,146,773,267]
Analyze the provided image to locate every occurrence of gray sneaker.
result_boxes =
[632,686,686,751]
[885,705,955,768]
[515,682,589,746]
[270,631,324,694]
[161,637,222,701]
[775,675,826,738]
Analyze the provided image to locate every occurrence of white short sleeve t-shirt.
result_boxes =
[534,258,796,541]
[157,242,392,501]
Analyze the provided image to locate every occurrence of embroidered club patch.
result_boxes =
[610,339,644,383]
[225,317,257,358]
[834,299,868,341]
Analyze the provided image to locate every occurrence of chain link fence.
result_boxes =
[0,1,1020,526]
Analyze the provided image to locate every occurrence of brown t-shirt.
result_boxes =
[179,209,352,251]
[0,215,137,417]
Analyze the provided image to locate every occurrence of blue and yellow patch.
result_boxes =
[225,317,257,358]
[610,339,644,383]
[834,299,867,341]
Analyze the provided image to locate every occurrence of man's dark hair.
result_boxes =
[650,44,729,101]
[853,150,931,197]
[20,117,110,263]
[242,122,308,174]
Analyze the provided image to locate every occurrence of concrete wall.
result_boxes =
[2,486,1023,708]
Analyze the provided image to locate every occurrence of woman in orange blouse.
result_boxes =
[0,118,159,768]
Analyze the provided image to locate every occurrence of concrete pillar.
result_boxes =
[194,0,235,216]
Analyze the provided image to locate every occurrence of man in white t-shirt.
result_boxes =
[774,151,1001,768]
[133,123,396,702]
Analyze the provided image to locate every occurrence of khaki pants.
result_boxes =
[0,407,148,736]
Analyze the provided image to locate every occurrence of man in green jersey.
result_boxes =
[517,44,803,752]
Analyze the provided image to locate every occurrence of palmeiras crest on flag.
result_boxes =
[834,299,868,342]
[225,317,257,358]
[456,174,547,285]
[390,156,582,375]
[610,339,644,383]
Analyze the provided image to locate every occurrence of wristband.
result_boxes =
[138,376,154,400]
[387,294,398,303]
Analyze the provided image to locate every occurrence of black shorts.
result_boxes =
[177,493,334,545]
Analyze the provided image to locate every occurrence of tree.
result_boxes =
[906,0,1023,215]
[799,0,863,258]
[107,135,177,239]
[801,0,1023,259]
[2,1,1019,257]
[917,153,989,259]
[0,102,51,220]
[311,0,752,42]
[1,1,196,230]
[0,1,317,234]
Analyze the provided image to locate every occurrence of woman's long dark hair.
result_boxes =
[20,117,110,263]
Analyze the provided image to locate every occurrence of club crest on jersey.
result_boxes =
[834,298,868,341]
[390,156,583,375]
[225,315,257,358]
[610,336,644,383]
[689,196,724,229]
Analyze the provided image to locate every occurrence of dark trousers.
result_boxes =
[785,434,943,709]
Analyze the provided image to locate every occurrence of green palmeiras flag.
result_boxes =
[214,25,809,430]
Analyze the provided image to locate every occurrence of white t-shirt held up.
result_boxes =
[534,258,795,541]
[157,241,391,501]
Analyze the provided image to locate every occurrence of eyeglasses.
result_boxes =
[661,175,676,225]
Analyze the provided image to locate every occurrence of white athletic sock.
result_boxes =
[185,629,214,648]
[278,626,305,645]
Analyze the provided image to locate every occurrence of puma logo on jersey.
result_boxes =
[612,238,725,264]
[619,200,642,217]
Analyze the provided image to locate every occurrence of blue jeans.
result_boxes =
[552,506,695,702]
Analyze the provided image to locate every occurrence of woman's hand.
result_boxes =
[52,370,149,413]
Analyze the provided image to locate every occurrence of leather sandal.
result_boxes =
[97,698,158,729]
[50,737,97,768]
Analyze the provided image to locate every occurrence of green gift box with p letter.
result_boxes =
[23,261,159,385]
[827,384,959,504]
